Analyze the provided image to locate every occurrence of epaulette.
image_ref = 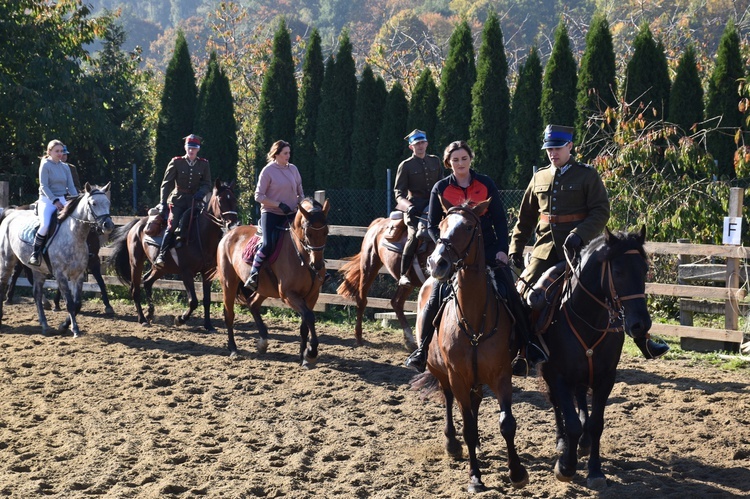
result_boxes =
[536,164,552,171]
[172,156,182,160]
[197,157,208,162]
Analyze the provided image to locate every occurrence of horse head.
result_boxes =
[83,182,114,235]
[427,197,489,282]
[209,179,240,230]
[578,225,651,339]
[295,198,330,272]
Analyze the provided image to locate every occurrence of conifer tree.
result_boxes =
[435,20,476,149]
[669,45,703,137]
[375,82,409,190]
[253,19,298,181]
[314,57,336,188]
[575,13,617,160]
[706,20,744,179]
[350,65,388,189]
[154,31,196,183]
[407,69,440,155]
[314,29,357,188]
[624,23,671,123]
[295,28,324,189]
[540,19,578,129]
[469,11,510,183]
[508,47,544,189]
[196,51,238,184]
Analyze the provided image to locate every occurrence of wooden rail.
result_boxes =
[22,216,747,345]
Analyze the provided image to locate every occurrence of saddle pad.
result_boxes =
[19,218,41,245]
[143,233,164,248]
[241,231,285,265]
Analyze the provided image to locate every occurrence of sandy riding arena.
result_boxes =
[1,298,749,498]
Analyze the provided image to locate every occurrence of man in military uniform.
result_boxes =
[509,125,668,364]
[154,134,212,268]
[393,129,443,286]
[61,145,82,192]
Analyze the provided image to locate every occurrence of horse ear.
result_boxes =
[215,179,221,189]
[85,182,92,193]
[102,182,111,192]
[604,226,614,243]
[473,198,490,217]
[297,201,310,219]
[439,194,453,213]
[638,225,646,244]
[322,198,330,216]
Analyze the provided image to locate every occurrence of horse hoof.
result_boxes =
[467,477,486,493]
[445,438,462,459]
[587,475,607,490]
[256,338,268,354]
[174,316,183,326]
[404,337,417,351]
[511,469,530,489]
[104,306,115,316]
[554,461,575,482]
[53,307,62,312]
[43,302,52,311]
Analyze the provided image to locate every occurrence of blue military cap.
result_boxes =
[404,129,428,145]
[61,145,70,154]
[541,125,574,149]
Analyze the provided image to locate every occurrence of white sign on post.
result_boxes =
[723,217,742,245]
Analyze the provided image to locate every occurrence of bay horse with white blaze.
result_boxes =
[216,198,330,367]
[108,180,239,330]
[337,215,434,348]
[412,198,528,493]
[0,183,114,336]
[540,226,650,490]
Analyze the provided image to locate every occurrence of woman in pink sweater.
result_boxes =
[245,140,305,290]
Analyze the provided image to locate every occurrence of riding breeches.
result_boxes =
[37,196,69,236]
[258,211,290,257]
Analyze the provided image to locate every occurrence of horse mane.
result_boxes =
[58,194,84,221]
[581,229,648,268]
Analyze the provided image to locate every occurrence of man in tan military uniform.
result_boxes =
[61,145,82,192]
[510,124,668,361]
[154,134,212,267]
[393,129,443,286]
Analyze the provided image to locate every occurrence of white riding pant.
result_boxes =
[37,196,69,236]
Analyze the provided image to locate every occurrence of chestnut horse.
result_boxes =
[216,198,330,367]
[108,180,239,330]
[541,227,651,490]
[412,199,528,493]
[336,216,434,348]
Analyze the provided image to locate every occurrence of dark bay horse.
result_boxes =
[541,226,650,490]
[337,215,434,348]
[0,183,114,336]
[108,180,238,330]
[216,198,330,366]
[412,199,528,493]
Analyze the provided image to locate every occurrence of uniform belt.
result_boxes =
[176,187,194,194]
[540,212,587,224]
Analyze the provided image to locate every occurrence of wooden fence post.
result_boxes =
[724,187,743,352]
[314,190,326,204]
[677,238,693,327]
[0,181,9,207]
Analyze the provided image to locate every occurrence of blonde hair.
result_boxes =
[46,139,64,157]
[267,140,291,163]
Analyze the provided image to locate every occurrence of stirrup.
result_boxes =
[154,254,166,268]
[244,271,259,291]
[404,349,426,373]
[511,355,529,377]
[28,253,42,267]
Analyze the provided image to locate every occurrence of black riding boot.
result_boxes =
[154,231,175,268]
[398,251,415,287]
[405,282,440,372]
[244,251,266,291]
[634,336,670,359]
[28,232,48,266]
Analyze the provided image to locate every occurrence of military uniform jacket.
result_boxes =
[160,155,212,206]
[394,154,443,212]
[509,160,609,261]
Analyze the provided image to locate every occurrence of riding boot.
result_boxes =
[405,282,440,372]
[634,336,670,359]
[154,231,175,268]
[28,232,48,266]
[244,251,266,291]
[398,252,415,287]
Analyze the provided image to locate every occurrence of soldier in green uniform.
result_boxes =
[509,125,668,366]
[393,129,443,286]
[154,134,212,268]
[61,145,82,191]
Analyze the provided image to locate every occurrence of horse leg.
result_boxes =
[456,389,484,493]
[299,305,319,368]
[390,284,416,350]
[551,386,583,482]
[55,277,79,336]
[585,380,616,490]
[200,275,214,332]
[249,296,269,354]
[31,275,51,335]
[354,257,381,346]
[442,386,462,458]
[5,261,24,305]
[495,375,529,488]
[576,386,592,457]
[174,273,199,327]
[91,262,114,315]
[129,252,149,325]
[53,288,62,312]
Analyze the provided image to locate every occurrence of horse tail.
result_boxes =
[409,371,445,404]
[108,219,140,284]
[336,254,362,300]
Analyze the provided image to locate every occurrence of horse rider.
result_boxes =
[61,145,82,191]
[154,134,212,268]
[244,140,305,291]
[509,124,668,368]
[393,129,443,287]
[29,139,78,266]
[405,140,538,373]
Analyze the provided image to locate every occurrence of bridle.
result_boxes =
[435,206,483,273]
[70,190,112,231]
[201,187,238,231]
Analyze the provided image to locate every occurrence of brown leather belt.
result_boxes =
[176,187,194,194]
[540,212,587,224]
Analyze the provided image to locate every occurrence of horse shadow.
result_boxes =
[97,332,229,358]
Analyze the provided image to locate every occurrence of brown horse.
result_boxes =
[337,216,434,348]
[412,198,528,493]
[108,180,239,330]
[216,198,330,367]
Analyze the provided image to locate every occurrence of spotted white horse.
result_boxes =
[0,183,114,336]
